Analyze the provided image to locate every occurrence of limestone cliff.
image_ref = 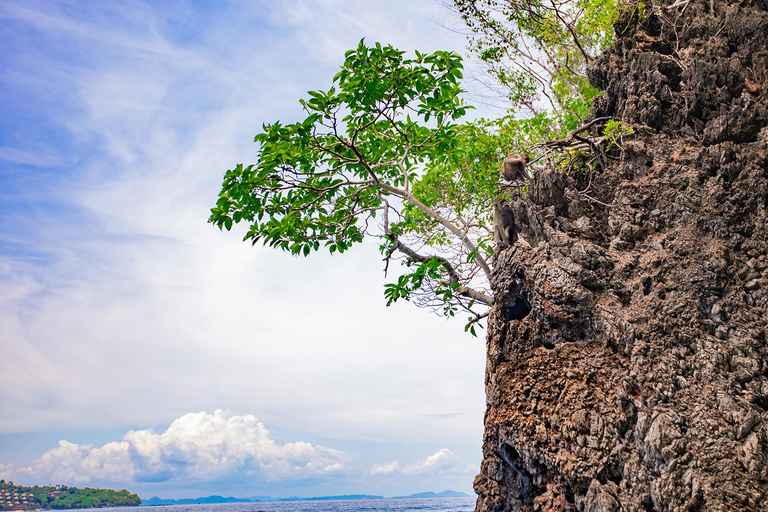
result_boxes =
[474,1,768,510]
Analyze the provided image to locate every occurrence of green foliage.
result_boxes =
[0,482,140,510]
[603,119,635,150]
[455,0,619,129]
[211,40,467,256]
[384,257,444,305]
[48,488,140,509]
[636,1,648,20]
[211,40,502,326]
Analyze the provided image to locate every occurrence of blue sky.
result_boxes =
[0,0,499,499]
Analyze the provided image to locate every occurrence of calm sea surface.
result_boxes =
[76,498,476,512]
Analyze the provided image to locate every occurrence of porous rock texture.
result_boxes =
[474,1,768,510]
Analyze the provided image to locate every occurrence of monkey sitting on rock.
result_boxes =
[501,152,530,183]
[493,199,516,248]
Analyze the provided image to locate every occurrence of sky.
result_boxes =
[0,0,501,499]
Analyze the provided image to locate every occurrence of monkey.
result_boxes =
[501,152,530,182]
[493,199,516,248]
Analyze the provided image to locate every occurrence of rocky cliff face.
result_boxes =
[474,1,768,510]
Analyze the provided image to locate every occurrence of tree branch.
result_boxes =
[387,236,492,306]
[378,183,493,279]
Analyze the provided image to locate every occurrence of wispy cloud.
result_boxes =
[0,147,62,168]
[16,411,350,485]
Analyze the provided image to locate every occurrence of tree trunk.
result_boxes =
[474,1,768,510]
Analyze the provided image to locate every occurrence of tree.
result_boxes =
[210,41,523,333]
[210,1,623,334]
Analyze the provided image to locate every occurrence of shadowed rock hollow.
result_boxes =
[474,0,768,510]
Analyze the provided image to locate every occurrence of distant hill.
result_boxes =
[282,495,384,501]
[394,490,470,499]
[143,496,250,505]
[246,496,275,502]
[142,490,469,505]
[144,494,385,505]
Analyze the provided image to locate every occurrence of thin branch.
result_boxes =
[550,0,592,62]
[387,236,492,306]
[581,193,613,208]
[574,134,606,172]
[665,0,693,10]
[465,310,490,328]
[378,183,492,279]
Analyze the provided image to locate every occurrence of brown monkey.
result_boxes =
[494,199,516,247]
[501,152,530,182]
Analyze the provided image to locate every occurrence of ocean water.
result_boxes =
[87,498,476,512]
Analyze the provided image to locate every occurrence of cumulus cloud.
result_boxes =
[370,460,400,476]
[20,410,349,485]
[370,448,474,477]
[401,449,460,476]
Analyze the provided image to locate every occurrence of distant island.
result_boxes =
[394,490,469,499]
[143,490,470,505]
[0,480,140,510]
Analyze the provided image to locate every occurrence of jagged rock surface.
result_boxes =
[474,1,768,510]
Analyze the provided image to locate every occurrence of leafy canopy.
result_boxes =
[211,0,623,333]
[210,41,509,332]
[212,41,466,255]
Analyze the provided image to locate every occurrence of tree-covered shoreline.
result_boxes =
[0,481,140,510]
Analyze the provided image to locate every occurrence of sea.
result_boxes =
[75,498,476,512]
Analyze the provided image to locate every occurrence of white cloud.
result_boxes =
[30,440,132,484]
[402,449,459,476]
[371,448,475,477]
[20,411,350,485]
[370,460,400,475]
